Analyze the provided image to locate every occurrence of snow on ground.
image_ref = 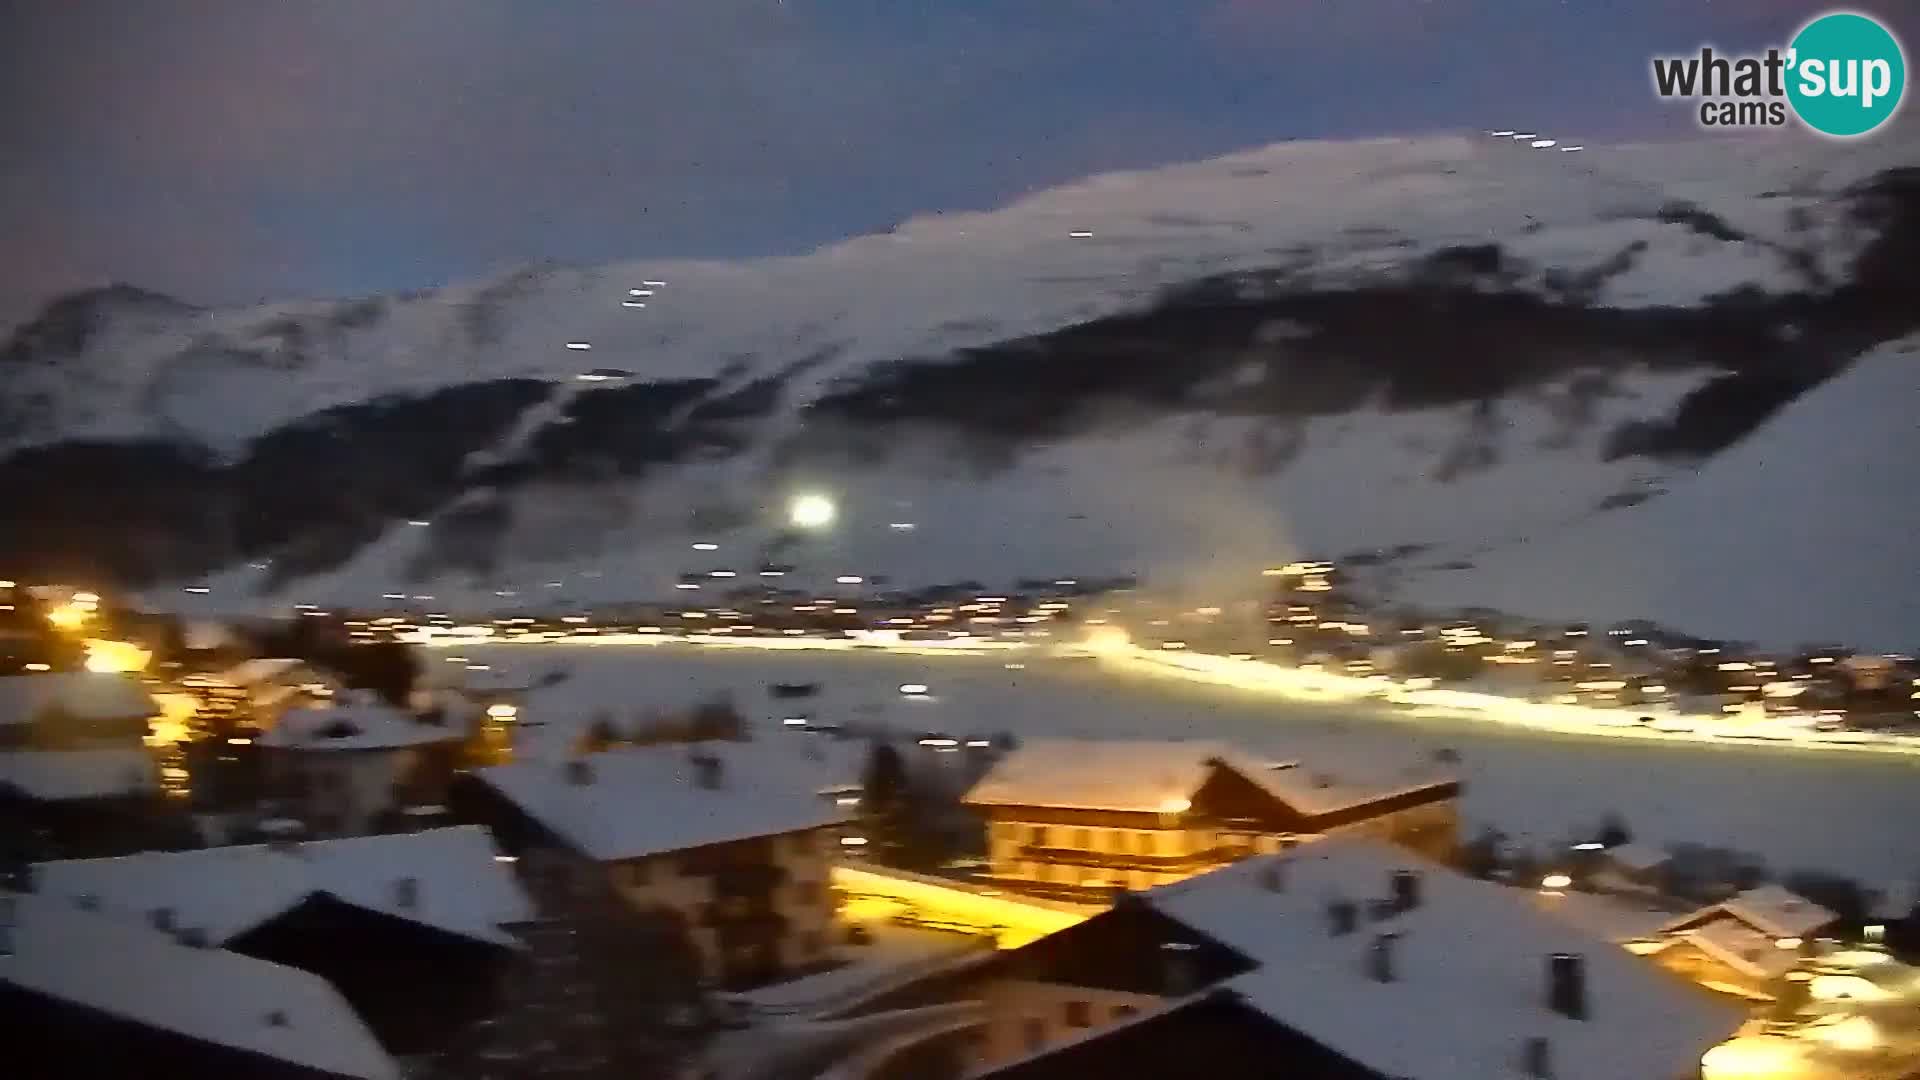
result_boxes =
[154,364,1702,617]
[463,644,1920,884]
[1401,338,1920,650]
[12,127,1912,456]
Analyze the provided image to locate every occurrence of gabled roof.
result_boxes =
[474,741,851,862]
[262,697,462,752]
[0,672,158,727]
[1117,839,1744,1080]
[963,738,1453,818]
[0,749,159,801]
[32,826,532,948]
[218,658,319,687]
[1661,884,1836,939]
[0,890,400,1080]
[1673,919,1799,980]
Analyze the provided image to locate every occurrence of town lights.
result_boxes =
[47,602,93,631]
[1541,874,1573,890]
[485,704,519,720]
[789,493,836,529]
[83,639,152,674]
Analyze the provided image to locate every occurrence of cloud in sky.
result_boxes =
[3,0,1914,327]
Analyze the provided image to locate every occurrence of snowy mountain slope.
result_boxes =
[5,128,1920,647]
[3,131,1910,455]
[1395,336,1920,651]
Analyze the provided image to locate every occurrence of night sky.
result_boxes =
[3,0,1911,328]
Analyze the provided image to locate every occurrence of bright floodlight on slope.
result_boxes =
[790,493,837,529]
[1531,140,1557,148]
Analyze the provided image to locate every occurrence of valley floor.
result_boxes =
[447,639,1920,884]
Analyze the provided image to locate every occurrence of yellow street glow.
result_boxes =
[47,603,92,630]
[83,639,152,674]
[789,492,836,529]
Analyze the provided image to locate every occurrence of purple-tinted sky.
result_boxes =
[2,0,1912,327]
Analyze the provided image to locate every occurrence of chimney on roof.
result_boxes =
[565,757,594,786]
[1328,898,1358,937]
[1522,1036,1553,1078]
[262,817,304,852]
[1547,953,1587,1020]
[1368,932,1398,983]
[1260,859,1288,893]
[395,876,420,910]
[149,906,176,933]
[692,751,724,790]
[265,1009,290,1028]
[1159,940,1199,997]
[1391,869,1421,912]
[74,893,100,912]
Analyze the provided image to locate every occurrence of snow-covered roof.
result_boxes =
[0,672,158,726]
[456,666,532,694]
[1133,839,1744,1080]
[1662,884,1836,940]
[219,657,308,685]
[0,749,159,801]
[31,825,532,948]
[261,697,462,751]
[963,738,1452,817]
[0,889,400,1080]
[1674,919,1799,980]
[964,739,1219,812]
[1527,888,1676,944]
[473,741,852,862]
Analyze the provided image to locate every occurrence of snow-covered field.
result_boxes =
[462,644,1919,885]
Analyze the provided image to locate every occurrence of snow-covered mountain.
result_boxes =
[3,129,1917,647]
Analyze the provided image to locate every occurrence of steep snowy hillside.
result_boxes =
[1396,336,1920,651]
[4,128,1918,644]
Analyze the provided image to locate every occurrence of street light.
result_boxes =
[789,493,836,530]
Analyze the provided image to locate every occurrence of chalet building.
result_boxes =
[458,742,851,990]
[964,739,1458,898]
[218,657,340,719]
[29,825,532,1055]
[1,890,400,1080]
[0,674,171,861]
[963,839,1744,1079]
[259,693,466,837]
[1639,885,1838,1002]
[0,671,157,749]
[0,747,180,863]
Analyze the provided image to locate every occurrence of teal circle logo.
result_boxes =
[1787,12,1906,137]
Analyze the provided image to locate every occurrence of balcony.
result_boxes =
[1015,844,1238,873]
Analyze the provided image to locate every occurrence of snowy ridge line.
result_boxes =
[4,128,1912,455]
